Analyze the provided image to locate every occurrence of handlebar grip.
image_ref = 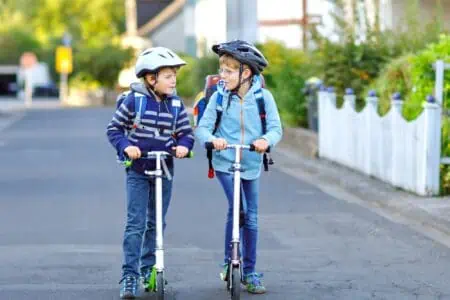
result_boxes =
[205,142,215,150]
[249,145,270,153]
[250,145,271,153]
[171,149,195,158]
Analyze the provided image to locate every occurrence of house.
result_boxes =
[119,0,192,87]
[122,0,196,55]
[355,0,450,32]
[123,0,449,55]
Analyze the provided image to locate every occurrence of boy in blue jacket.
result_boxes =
[195,40,282,294]
[107,47,194,299]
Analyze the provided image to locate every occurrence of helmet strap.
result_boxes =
[232,64,252,93]
[233,64,252,98]
[145,72,168,101]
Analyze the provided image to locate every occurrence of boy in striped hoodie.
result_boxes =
[106,47,194,299]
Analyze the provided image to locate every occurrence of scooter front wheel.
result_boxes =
[230,266,241,300]
[156,271,165,300]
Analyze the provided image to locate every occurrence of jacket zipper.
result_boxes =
[240,97,245,158]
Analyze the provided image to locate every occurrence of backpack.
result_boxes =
[192,74,273,178]
[116,90,181,136]
[192,75,221,126]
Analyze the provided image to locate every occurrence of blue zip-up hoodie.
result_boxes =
[195,75,282,180]
[106,82,195,174]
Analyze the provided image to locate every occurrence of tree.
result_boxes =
[0,0,132,87]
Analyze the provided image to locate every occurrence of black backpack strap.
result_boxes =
[254,89,273,171]
[254,89,266,134]
[207,93,224,179]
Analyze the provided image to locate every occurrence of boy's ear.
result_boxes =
[243,68,252,80]
[145,74,157,85]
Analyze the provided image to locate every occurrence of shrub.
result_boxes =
[368,34,450,193]
[258,40,313,127]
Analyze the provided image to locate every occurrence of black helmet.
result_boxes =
[212,40,268,74]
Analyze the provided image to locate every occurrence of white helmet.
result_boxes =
[135,47,187,78]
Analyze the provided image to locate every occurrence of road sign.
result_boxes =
[56,46,73,74]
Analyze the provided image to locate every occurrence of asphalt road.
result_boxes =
[1,108,450,299]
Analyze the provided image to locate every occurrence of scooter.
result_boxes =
[122,149,193,300]
[142,150,173,300]
[205,142,257,300]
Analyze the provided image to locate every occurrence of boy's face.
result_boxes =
[219,61,252,91]
[145,67,177,95]
[219,64,240,91]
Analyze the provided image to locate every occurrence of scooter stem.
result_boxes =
[231,146,242,265]
[155,153,164,272]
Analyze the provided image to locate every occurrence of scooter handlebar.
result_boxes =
[124,149,194,159]
[205,142,269,153]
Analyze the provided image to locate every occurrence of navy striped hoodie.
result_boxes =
[106,82,195,174]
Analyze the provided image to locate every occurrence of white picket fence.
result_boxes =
[318,90,442,196]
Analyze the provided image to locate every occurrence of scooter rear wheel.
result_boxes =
[230,266,241,300]
[156,271,164,300]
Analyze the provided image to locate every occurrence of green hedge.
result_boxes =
[257,41,312,127]
[368,34,450,194]
[73,42,133,88]
[176,53,219,104]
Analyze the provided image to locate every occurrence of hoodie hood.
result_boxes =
[130,82,178,100]
[130,82,152,97]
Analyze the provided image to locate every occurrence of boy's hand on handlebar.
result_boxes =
[212,138,228,150]
[124,146,141,159]
[253,139,269,153]
[173,145,189,158]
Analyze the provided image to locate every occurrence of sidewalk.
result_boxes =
[275,127,450,248]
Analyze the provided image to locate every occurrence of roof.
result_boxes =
[136,0,174,29]
[137,0,186,36]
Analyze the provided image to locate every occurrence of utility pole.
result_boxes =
[373,0,380,33]
[227,0,258,43]
[302,0,307,50]
[184,0,197,56]
[125,0,138,37]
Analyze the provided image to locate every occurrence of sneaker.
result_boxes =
[243,273,266,294]
[120,275,138,299]
[219,263,229,281]
[140,268,153,291]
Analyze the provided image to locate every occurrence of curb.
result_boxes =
[275,128,450,248]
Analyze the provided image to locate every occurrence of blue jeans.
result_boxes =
[216,171,260,275]
[122,168,173,279]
